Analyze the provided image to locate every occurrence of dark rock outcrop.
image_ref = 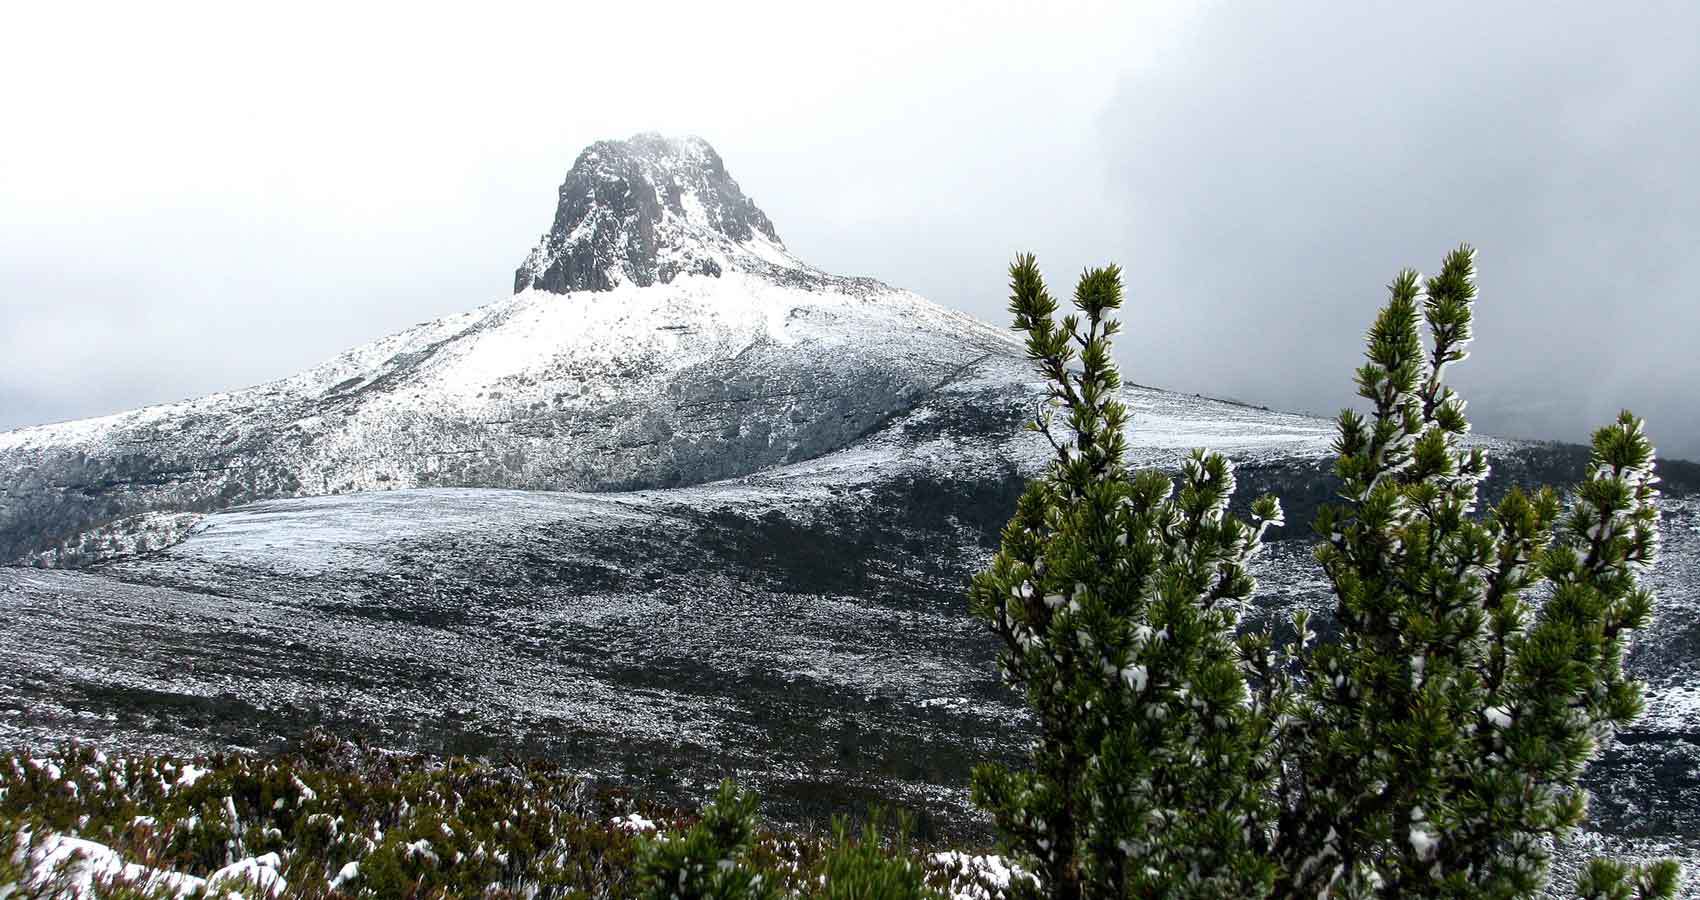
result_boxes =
[514,134,791,294]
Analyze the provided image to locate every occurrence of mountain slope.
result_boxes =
[0,133,1022,561]
[0,271,1024,560]
[0,133,1344,563]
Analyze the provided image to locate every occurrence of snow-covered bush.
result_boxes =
[1267,247,1677,897]
[2,739,987,899]
[0,733,654,897]
[971,248,1680,898]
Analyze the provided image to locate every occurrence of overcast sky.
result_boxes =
[3,1,1696,458]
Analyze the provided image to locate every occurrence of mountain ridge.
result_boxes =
[0,271,1030,560]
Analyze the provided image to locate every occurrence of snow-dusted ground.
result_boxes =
[4,826,1020,900]
[19,511,204,569]
[0,237,1398,839]
[3,477,1695,855]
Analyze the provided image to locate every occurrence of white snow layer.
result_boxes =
[7,829,286,898]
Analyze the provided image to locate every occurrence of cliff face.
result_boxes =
[513,133,795,294]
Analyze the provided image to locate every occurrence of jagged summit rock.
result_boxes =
[514,133,802,294]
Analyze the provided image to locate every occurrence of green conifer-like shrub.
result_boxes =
[634,780,780,900]
[817,812,944,900]
[971,248,1681,899]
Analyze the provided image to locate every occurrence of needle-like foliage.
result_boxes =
[635,780,779,900]
[971,248,1679,899]
[970,255,1284,900]
[1269,245,1675,898]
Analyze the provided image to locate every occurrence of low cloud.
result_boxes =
[1091,0,1700,456]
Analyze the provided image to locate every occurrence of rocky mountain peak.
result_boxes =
[514,133,798,294]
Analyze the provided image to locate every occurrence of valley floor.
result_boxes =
[3,491,1698,894]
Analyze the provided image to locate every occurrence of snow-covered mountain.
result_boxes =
[2,134,1696,881]
[0,133,1334,563]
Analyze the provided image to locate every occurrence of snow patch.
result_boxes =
[930,852,1034,900]
[612,812,657,833]
[9,829,285,899]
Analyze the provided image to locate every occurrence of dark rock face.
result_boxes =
[514,134,789,294]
